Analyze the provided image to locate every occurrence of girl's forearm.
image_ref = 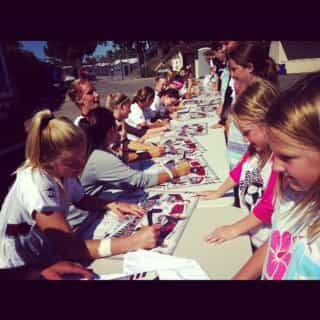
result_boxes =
[85,237,139,259]
[146,126,168,135]
[232,241,268,280]
[230,214,263,237]
[75,195,110,212]
[215,176,237,197]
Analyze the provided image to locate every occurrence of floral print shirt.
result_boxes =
[262,188,320,280]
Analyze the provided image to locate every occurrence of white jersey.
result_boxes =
[125,103,146,128]
[0,167,85,268]
[125,103,147,141]
[238,154,273,248]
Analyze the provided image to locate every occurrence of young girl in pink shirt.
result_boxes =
[198,78,280,249]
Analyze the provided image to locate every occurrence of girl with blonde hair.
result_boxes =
[198,78,280,249]
[234,71,320,280]
[0,109,161,268]
[68,80,100,126]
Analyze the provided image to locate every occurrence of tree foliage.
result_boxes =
[44,41,104,65]
[112,41,151,77]
[3,41,62,118]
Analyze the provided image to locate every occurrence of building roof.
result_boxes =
[282,41,320,60]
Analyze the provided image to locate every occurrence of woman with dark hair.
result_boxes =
[125,86,169,141]
[147,88,180,122]
[144,75,168,121]
[226,41,279,169]
[228,41,278,93]
[225,42,279,207]
[73,108,190,208]
[213,40,241,129]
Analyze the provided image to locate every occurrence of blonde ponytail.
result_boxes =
[19,109,86,171]
[105,93,130,111]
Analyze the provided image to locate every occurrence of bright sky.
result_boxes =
[21,41,114,61]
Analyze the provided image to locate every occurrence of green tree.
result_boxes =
[84,55,97,65]
[113,41,149,77]
[44,41,108,77]
[3,41,58,118]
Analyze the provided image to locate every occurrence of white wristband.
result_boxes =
[98,238,112,257]
[160,163,174,180]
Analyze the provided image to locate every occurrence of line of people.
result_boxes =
[1,40,320,280]
[198,41,320,279]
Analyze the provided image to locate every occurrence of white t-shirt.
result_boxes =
[149,92,161,113]
[125,102,147,141]
[144,93,161,121]
[0,167,85,268]
[179,82,188,97]
[125,103,146,129]
[237,154,273,248]
[262,188,320,280]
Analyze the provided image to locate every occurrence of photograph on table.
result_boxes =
[174,122,208,136]
[150,155,221,191]
[197,95,221,107]
[93,192,198,257]
[177,104,218,121]
[150,135,206,163]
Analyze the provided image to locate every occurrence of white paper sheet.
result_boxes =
[123,249,210,280]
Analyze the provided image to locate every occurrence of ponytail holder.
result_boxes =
[119,96,130,105]
[40,114,54,131]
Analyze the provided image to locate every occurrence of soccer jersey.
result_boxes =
[0,167,84,268]
[125,103,147,140]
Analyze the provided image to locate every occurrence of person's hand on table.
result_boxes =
[41,261,94,280]
[167,105,178,113]
[205,225,238,244]
[216,103,223,116]
[197,190,221,200]
[173,160,191,177]
[107,202,146,220]
[148,145,166,158]
[132,224,161,250]
[210,122,224,129]
[170,111,178,120]
[157,118,169,125]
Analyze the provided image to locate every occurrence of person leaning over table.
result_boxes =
[143,74,168,122]
[67,107,191,231]
[125,86,170,141]
[105,92,166,163]
[0,109,161,269]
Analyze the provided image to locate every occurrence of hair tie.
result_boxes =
[40,114,54,131]
[119,96,130,105]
